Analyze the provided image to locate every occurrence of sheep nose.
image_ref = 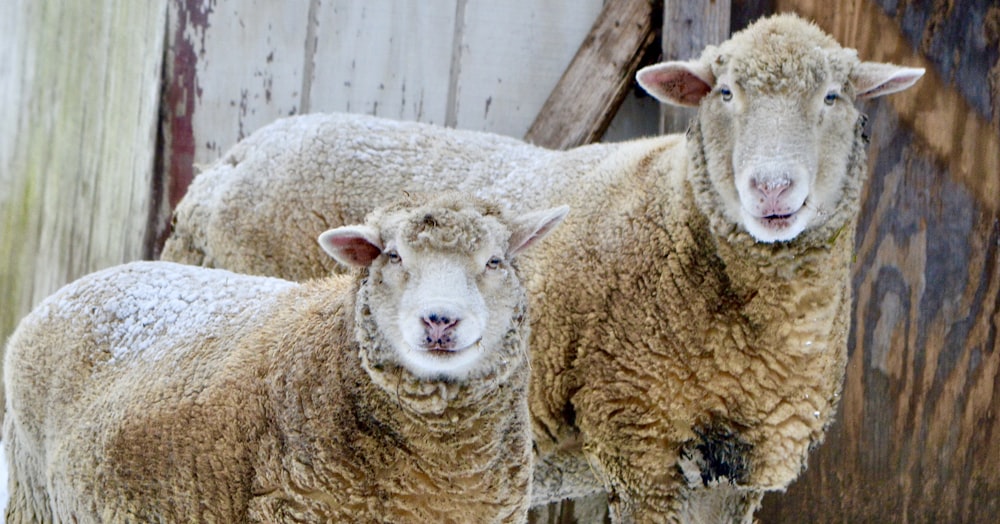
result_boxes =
[422,313,460,349]
[750,176,792,201]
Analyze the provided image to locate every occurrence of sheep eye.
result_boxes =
[824,91,839,105]
[719,87,733,102]
[486,256,502,270]
[386,250,401,264]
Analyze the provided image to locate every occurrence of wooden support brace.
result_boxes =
[524,0,660,150]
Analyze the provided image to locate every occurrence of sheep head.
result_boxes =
[318,194,568,382]
[636,13,924,244]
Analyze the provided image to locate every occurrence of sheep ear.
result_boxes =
[852,62,925,99]
[508,205,569,257]
[636,61,715,107]
[318,225,383,268]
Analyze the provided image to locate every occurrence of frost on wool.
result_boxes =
[4,194,566,523]
[159,13,925,524]
[35,263,295,365]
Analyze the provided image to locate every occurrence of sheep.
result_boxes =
[3,193,569,523]
[160,14,925,523]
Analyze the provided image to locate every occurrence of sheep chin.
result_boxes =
[394,340,487,381]
[740,206,813,243]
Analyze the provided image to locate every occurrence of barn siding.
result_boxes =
[167,0,608,173]
[873,0,1000,132]
[758,0,1000,521]
[0,0,167,364]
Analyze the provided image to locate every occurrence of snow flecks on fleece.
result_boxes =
[37,261,297,365]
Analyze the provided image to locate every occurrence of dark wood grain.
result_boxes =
[758,0,1000,521]
[870,0,1000,133]
[523,0,660,149]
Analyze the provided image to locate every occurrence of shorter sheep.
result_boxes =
[3,194,568,523]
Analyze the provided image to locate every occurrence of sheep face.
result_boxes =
[319,196,568,381]
[636,14,924,243]
[704,55,856,243]
[369,238,505,380]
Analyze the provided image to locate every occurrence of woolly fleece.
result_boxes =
[162,14,923,523]
[4,195,540,523]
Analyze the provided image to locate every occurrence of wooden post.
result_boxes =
[659,0,731,133]
[0,0,167,396]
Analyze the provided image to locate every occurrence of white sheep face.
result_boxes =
[708,72,851,243]
[636,14,924,243]
[369,241,506,379]
[319,199,568,381]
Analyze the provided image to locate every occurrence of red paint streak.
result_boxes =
[164,0,213,209]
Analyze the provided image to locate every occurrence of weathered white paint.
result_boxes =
[309,0,459,126]
[174,0,312,160]
[453,1,606,136]
[178,0,640,169]
[0,0,167,347]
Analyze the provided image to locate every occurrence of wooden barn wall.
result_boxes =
[758,0,1000,522]
[0,1,167,374]
[1,0,997,522]
[158,0,659,237]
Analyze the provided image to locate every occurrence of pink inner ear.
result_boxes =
[637,64,714,107]
[326,235,382,267]
[853,65,925,100]
[659,70,712,106]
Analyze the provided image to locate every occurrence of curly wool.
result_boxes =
[375,194,508,255]
[158,13,912,522]
[5,198,535,523]
[706,14,856,96]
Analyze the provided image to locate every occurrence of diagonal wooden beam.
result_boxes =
[524,0,661,150]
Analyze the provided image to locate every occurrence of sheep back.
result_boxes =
[162,112,611,279]
[3,262,296,522]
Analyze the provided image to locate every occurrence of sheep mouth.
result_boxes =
[422,340,479,355]
[425,346,459,354]
[756,210,798,229]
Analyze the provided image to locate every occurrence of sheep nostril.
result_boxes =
[423,313,458,329]
[422,313,461,349]
[752,177,792,199]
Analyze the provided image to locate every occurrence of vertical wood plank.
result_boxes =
[659,0,731,133]
[0,0,167,391]
[308,0,458,126]
[157,0,311,252]
[163,0,311,171]
[455,0,605,138]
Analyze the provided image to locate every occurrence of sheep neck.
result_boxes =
[256,282,532,520]
[350,281,530,418]
[528,119,866,508]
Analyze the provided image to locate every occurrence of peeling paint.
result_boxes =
[162,0,214,210]
[300,0,319,113]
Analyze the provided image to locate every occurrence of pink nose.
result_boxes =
[422,313,459,349]
[751,177,791,202]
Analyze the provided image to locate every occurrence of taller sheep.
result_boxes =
[162,14,924,523]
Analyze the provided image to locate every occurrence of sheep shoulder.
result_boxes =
[3,262,298,522]
[525,129,853,514]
